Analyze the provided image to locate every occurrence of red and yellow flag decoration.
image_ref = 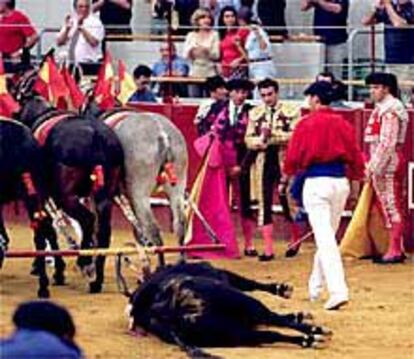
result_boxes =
[0,58,20,117]
[117,60,135,105]
[33,55,69,109]
[60,64,85,110]
[93,53,116,110]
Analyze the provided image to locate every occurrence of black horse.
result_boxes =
[0,119,66,297]
[127,262,331,358]
[13,73,124,294]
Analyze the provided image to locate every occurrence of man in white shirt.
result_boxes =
[56,0,105,75]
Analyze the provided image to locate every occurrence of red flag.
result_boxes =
[33,56,69,109]
[61,65,85,110]
[0,57,20,118]
[93,53,116,110]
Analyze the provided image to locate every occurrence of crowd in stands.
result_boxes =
[0,0,413,103]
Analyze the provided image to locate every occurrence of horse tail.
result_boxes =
[157,128,178,187]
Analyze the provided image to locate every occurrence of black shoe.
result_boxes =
[373,254,406,264]
[258,253,275,262]
[244,248,258,257]
[285,247,300,258]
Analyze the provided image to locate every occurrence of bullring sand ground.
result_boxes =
[1,222,414,359]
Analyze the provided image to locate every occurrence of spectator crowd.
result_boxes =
[0,0,413,103]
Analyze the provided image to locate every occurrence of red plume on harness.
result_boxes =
[156,162,178,186]
[21,172,46,229]
[90,165,105,193]
[21,172,37,196]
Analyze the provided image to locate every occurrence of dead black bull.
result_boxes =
[126,262,332,358]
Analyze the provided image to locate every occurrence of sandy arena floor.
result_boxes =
[1,222,414,359]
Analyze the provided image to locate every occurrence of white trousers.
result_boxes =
[303,177,350,299]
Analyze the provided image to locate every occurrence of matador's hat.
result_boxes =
[365,72,399,97]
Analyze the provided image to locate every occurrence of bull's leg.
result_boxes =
[241,330,326,349]
[220,268,293,298]
[261,311,332,339]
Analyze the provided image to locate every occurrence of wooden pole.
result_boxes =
[5,244,225,258]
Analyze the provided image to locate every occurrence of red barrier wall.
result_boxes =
[131,103,414,248]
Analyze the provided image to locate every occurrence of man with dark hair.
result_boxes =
[301,0,349,79]
[194,75,228,135]
[243,78,300,261]
[284,81,364,310]
[363,72,408,263]
[0,0,38,73]
[0,301,83,358]
[316,71,335,83]
[316,71,349,108]
[129,64,157,102]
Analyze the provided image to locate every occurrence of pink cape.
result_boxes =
[186,136,240,259]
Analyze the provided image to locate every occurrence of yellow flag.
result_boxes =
[117,60,136,105]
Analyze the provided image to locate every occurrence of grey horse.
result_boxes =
[85,104,189,252]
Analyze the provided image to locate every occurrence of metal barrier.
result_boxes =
[3,23,413,101]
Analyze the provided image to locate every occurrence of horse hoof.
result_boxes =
[89,282,102,294]
[53,274,66,286]
[37,288,50,298]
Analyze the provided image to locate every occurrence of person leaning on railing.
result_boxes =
[218,5,249,80]
[152,42,189,98]
[301,0,349,80]
[92,0,133,36]
[183,7,220,97]
[56,0,104,76]
[237,7,276,86]
[362,0,414,104]
[0,0,38,73]
[256,0,288,38]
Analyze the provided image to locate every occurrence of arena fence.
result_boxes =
[130,102,414,249]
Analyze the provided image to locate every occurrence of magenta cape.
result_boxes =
[185,135,240,259]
